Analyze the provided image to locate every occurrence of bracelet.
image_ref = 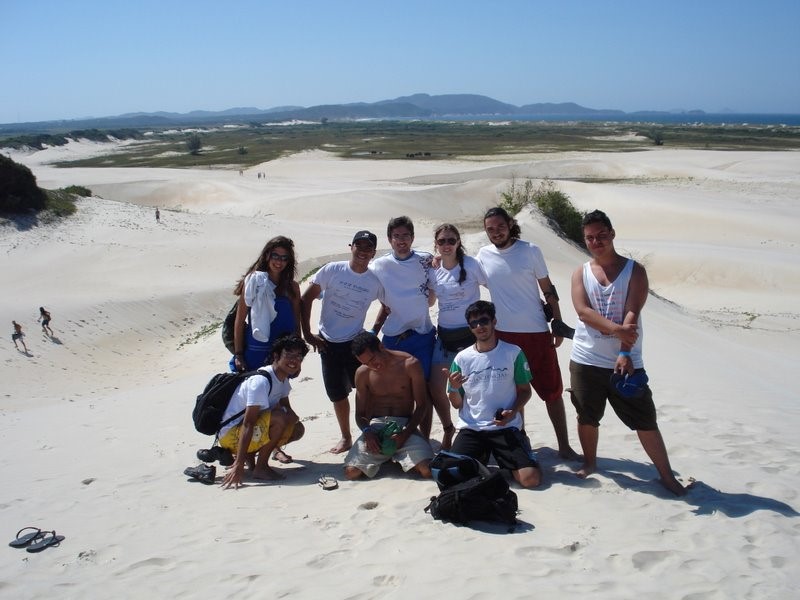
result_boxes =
[618,351,631,357]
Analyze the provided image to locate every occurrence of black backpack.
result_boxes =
[425,451,518,528]
[192,369,272,435]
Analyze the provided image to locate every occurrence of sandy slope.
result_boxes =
[1,141,798,599]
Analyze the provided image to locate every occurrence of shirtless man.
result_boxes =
[569,210,687,496]
[343,331,433,479]
[12,320,28,353]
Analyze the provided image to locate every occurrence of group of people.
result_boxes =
[11,307,53,354]
[215,207,687,496]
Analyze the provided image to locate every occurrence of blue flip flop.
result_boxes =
[26,530,64,553]
[8,527,43,548]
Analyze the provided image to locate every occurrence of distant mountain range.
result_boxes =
[0,93,733,132]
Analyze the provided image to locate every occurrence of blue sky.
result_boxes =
[2,0,799,123]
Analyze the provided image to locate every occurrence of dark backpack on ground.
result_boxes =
[426,451,518,528]
[192,369,272,435]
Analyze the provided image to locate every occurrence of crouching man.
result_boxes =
[220,335,309,489]
[343,331,433,480]
[446,300,542,489]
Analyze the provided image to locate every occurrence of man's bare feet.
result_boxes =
[576,462,596,479]
[252,466,285,481]
[441,424,455,451]
[559,446,581,461]
[330,436,352,454]
[272,448,293,464]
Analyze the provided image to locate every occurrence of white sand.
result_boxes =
[1,141,798,598]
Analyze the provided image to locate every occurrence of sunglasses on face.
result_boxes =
[270,252,291,262]
[468,316,492,329]
[436,237,458,246]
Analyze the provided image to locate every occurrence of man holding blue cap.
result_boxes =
[569,210,687,496]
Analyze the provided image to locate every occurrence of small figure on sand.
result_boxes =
[39,306,53,336]
[12,320,28,353]
[155,207,160,223]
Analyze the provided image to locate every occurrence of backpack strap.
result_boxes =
[217,370,273,432]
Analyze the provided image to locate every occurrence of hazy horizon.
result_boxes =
[3,0,798,124]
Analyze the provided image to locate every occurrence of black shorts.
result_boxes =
[450,427,539,472]
[320,338,361,402]
[568,361,658,430]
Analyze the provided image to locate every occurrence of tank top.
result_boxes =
[570,259,644,369]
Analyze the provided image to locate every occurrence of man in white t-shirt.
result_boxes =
[369,216,437,439]
[219,335,309,489]
[569,210,687,496]
[446,300,542,488]
[301,230,383,454]
[477,206,578,460]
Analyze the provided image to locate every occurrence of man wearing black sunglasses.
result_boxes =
[445,300,542,488]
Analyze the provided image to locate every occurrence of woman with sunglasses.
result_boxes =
[229,236,302,375]
[429,224,488,449]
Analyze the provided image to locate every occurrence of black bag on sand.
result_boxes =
[425,472,518,528]
[430,450,491,490]
[192,370,271,435]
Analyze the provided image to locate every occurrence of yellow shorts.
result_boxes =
[218,410,295,454]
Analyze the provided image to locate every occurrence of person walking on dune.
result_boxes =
[12,320,28,353]
[39,307,53,336]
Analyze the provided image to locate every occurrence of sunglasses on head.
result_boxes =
[436,237,458,246]
[468,316,492,329]
[270,252,290,262]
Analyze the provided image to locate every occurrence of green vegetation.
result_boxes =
[186,133,202,155]
[0,128,143,150]
[0,154,47,212]
[500,177,585,244]
[1,154,93,218]
[3,120,790,170]
[43,188,79,217]
[177,320,221,350]
[63,185,92,197]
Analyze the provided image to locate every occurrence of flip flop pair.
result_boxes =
[8,527,65,553]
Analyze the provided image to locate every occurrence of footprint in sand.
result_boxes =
[358,501,379,510]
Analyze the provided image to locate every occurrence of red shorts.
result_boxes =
[496,330,563,403]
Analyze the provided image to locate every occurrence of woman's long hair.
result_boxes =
[434,223,466,285]
[234,235,297,297]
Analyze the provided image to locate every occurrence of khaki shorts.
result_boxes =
[344,416,434,478]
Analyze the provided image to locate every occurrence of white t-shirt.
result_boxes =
[369,250,435,336]
[432,256,488,328]
[244,271,277,342]
[570,259,644,369]
[477,240,549,333]
[449,340,532,431]
[219,366,291,436]
[310,261,383,343]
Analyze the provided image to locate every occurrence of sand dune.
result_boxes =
[1,142,798,598]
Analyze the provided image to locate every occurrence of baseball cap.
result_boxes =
[352,230,377,247]
[610,370,649,399]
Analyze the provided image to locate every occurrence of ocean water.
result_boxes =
[429,113,800,126]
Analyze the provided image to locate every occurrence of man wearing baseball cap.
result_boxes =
[301,230,383,453]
